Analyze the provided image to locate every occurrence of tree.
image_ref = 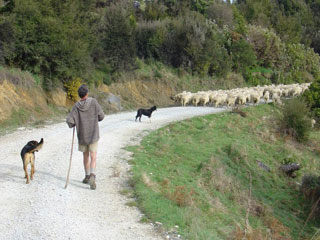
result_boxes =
[98,1,137,73]
[1,0,94,89]
[206,1,234,28]
[229,38,257,73]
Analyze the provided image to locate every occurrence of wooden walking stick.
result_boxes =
[65,127,75,189]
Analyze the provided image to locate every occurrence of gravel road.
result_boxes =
[0,106,225,240]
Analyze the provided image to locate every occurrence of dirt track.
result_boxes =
[0,107,225,240]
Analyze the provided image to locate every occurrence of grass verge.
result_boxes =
[127,104,320,239]
[0,105,68,136]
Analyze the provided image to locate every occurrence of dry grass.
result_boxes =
[168,186,195,207]
[232,216,291,240]
[160,178,195,207]
[232,107,248,117]
[0,67,36,88]
[142,172,160,193]
[199,157,248,208]
[233,225,268,240]
[265,216,291,240]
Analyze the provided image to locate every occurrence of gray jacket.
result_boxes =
[66,97,104,145]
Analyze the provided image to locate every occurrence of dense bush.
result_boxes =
[278,98,312,142]
[135,20,165,60]
[136,12,231,77]
[142,1,168,20]
[1,0,320,89]
[301,175,320,204]
[286,43,320,81]
[229,38,257,73]
[236,0,311,47]
[244,67,273,86]
[304,78,320,119]
[98,1,137,73]
[0,19,14,64]
[232,5,247,35]
[1,0,93,89]
[161,13,231,76]
[246,25,286,69]
[206,2,233,28]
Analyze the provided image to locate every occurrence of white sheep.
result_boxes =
[290,87,302,97]
[273,94,282,105]
[191,92,210,106]
[180,92,192,106]
[212,94,226,107]
[250,93,260,105]
[199,93,210,106]
[226,95,237,107]
[263,91,270,103]
[175,82,310,109]
[236,94,247,105]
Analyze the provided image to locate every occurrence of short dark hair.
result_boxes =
[78,84,88,98]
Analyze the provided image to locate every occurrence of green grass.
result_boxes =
[0,104,67,136]
[127,104,320,239]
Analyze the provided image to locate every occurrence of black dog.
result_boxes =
[135,106,157,122]
[21,138,44,184]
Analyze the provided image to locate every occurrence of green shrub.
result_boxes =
[98,0,136,73]
[229,38,257,73]
[206,1,234,28]
[142,1,167,20]
[0,19,14,64]
[135,20,166,60]
[304,78,320,119]
[153,68,162,79]
[4,0,93,84]
[301,175,320,204]
[159,12,231,76]
[246,25,286,69]
[232,5,248,35]
[136,11,231,77]
[286,43,320,81]
[278,98,311,142]
[244,67,273,86]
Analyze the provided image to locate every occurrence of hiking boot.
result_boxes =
[89,174,96,190]
[82,175,90,184]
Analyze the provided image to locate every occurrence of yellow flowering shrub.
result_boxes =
[64,78,82,101]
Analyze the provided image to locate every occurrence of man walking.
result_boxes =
[66,84,104,190]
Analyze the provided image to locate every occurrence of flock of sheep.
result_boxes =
[173,83,311,108]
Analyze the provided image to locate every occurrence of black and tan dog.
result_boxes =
[20,138,44,184]
[135,106,157,122]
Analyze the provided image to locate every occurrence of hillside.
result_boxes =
[0,0,319,96]
[128,104,320,239]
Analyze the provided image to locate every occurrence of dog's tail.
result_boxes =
[33,138,44,152]
[24,138,44,154]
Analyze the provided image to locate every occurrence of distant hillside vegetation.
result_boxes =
[0,0,319,92]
